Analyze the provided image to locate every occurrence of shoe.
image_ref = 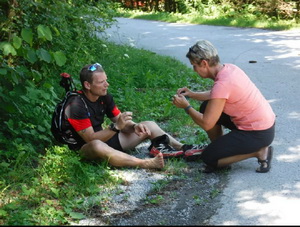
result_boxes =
[148,134,184,158]
[256,146,273,173]
[182,144,207,161]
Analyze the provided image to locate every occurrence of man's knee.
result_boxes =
[80,139,111,159]
[140,120,158,129]
[140,120,156,125]
[87,139,107,150]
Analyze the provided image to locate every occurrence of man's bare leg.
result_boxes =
[120,120,184,151]
[80,140,164,169]
[139,121,184,150]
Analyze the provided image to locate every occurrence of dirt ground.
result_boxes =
[76,149,230,226]
[107,162,228,226]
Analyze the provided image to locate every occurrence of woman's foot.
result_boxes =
[256,146,273,173]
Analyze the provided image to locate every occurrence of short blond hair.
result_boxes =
[186,40,220,66]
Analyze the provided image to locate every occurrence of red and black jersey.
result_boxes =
[64,92,121,149]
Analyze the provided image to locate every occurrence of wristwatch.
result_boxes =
[109,123,120,132]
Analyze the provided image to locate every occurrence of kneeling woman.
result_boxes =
[172,40,276,173]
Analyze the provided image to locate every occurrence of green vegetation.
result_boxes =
[0,37,208,225]
[0,1,210,225]
[118,9,300,30]
[1,0,297,225]
[115,0,300,30]
[145,194,164,204]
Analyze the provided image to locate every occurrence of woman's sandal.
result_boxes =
[256,146,273,173]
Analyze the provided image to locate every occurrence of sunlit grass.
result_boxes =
[117,9,300,31]
[0,38,212,225]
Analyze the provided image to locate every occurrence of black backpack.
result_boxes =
[51,73,89,145]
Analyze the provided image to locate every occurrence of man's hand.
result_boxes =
[116,112,133,130]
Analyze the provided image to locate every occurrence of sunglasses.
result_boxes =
[189,47,198,55]
[189,47,208,63]
[88,63,102,72]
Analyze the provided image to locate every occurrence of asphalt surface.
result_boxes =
[102,18,300,225]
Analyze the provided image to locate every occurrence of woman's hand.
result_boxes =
[177,87,192,98]
[172,94,190,109]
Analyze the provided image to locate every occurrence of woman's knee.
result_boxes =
[201,148,218,168]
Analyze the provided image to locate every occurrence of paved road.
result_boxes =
[103,18,300,225]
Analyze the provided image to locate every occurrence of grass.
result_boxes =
[6,4,295,223]
[117,9,300,31]
[5,4,289,224]
[0,38,212,225]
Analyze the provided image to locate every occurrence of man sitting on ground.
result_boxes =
[64,63,204,169]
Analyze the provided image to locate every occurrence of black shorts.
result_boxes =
[106,133,124,152]
[199,101,275,168]
[69,132,123,152]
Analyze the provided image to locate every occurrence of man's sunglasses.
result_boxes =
[88,63,102,72]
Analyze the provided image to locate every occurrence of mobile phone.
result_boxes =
[180,91,190,99]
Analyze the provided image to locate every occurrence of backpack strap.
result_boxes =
[78,94,90,117]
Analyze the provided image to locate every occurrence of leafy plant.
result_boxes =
[210,188,220,199]
[144,194,164,205]
[193,195,203,205]
[0,1,219,225]
[117,1,300,30]
[0,0,117,163]
[151,179,170,193]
